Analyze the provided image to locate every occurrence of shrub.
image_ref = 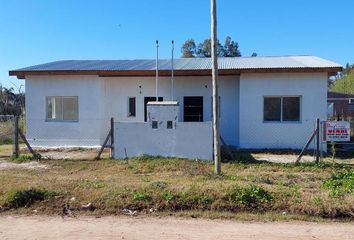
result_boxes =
[133,191,151,202]
[324,169,354,197]
[163,191,175,202]
[3,188,56,208]
[227,185,273,206]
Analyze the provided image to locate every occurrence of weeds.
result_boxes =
[2,188,56,209]
[226,185,273,206]
[9,154,34,163]
[324,169,354,197]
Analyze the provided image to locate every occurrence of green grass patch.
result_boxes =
[324,169,354,197]
[9,154,35,163]
[226,185,273,206]
[2,188,56,209]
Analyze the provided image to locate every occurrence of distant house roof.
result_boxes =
[328,91,354,100]
[9,55,342,79]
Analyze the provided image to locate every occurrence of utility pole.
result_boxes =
[211,0,221,174]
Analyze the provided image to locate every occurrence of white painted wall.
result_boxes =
[25,75,107,147]
[114,122,213,160]
[25,72,327,150]
[239,73,328,150]
[25,75,239,147]
[102,75,239,146]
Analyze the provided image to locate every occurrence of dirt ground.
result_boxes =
[0,216,353,240]
[0,160,48,170]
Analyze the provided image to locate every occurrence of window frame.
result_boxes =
[45,96,79,122]
[127,97,136,117]
[263,95,301,123]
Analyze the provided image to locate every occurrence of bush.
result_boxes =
[227,185,273,206]
[324,169,354,197]
[3,188,56,208]
[133,191,151,202]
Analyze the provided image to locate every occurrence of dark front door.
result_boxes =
[184,96,203,122]
[144,97,163,122]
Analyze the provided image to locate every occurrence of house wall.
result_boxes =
[102,75,239,146]
[25,75,239,147]
[239,73,328,150]
[25,75,106,147]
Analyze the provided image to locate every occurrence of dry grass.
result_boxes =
[0,152,353,221]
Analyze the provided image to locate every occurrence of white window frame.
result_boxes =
[263,95,302,123]
[127,96,136,117]
[46,96,79,122]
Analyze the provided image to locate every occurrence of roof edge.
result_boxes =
[9,67,343,79]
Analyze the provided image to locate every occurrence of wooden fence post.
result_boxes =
[110,117,114,159]
[13,115,19,158]
[315,118,320,164]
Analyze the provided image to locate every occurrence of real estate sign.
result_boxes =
[323,121,350,142]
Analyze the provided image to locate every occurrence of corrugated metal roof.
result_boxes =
[11,56,342,72]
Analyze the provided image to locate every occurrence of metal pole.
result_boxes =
[316,118,320,164]
[156,40,159,102]
[171,40,174,101]
[211,0,221,174]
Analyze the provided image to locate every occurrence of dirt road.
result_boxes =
[0,216,353,240]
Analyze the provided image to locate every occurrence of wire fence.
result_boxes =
[0,114,353,162]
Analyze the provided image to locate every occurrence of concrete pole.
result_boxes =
[211,0,221,174]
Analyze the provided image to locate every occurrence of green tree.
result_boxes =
[181,36,241,58]
[196,38,224,57]
[181,39,197,58]
[0,85,24,116]
[223,36,241,57]
[251,52,258,57]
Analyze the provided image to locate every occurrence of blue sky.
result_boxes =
[0,0,353,90]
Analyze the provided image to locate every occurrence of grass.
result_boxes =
[3,188,56,209]
[0,154,353,221]
[324,169,354,197]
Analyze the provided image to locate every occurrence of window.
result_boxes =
[152,121,158,129]
[167,121,173,129]
[128,97,136,117]
[184,96,203,122]
[46,96,78,121]
[264,96,300,122]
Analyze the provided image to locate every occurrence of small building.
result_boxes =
[9,56,342,152]
[327,91,354,120]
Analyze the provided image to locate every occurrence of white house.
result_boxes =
[10,56,342,150]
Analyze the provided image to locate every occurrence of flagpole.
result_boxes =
[171,40,174,101]
[156,40,159,102]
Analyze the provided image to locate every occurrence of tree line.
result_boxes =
[0,86,25,116]
[180,36,256,58]
[330,63,354,94]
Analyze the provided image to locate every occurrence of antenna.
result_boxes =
[171,40,174,101]
[156,40,159,102]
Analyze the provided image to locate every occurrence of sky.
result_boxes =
[0,0,353,90]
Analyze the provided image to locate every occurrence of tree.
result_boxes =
[223,36,241,57]
[0,85,24,116]
[196,38,224,57]
[251,52,258,57]
[181,36,241,58]
[181,39,197,58]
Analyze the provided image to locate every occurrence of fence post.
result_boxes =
[315,118,320,164]
[13,115,19,158]
[110,117,114,159]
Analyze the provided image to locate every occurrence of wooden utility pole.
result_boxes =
[211,0,221,174]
